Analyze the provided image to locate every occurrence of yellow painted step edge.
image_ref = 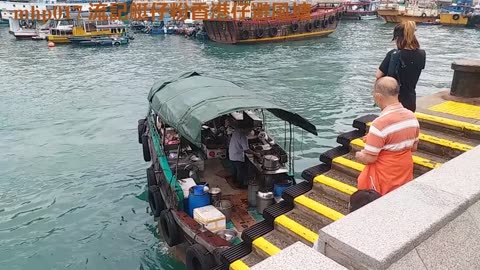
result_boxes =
[294,195,345,221]
[274,215,319,244]
[332,156,365,172]
[350,139,442,169]
[415,112,480,133]
[366,122,474,152]
[230,260,249,270]
[252,237,281,257]
[313,174,358,196]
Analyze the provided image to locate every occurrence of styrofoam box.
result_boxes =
[179,178,197,199]
[193,205,226,233]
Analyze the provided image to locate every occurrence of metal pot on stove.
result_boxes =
[263,155,280,171]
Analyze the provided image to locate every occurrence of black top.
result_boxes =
[379,49,426,97]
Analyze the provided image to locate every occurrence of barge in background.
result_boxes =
[202,3,344,44]
[137,72,318,270]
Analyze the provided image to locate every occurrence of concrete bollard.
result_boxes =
[450,60,480,98]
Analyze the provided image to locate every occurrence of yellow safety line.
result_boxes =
[415,112,480,133]
[313,175,358,195]
[418,133,473,152]
[428,101,480,120]
[252,237,281,257]
[351,138,442,169]
[294,195,345,221]
[238,30,335,43]
[274,215,319,244]
[332,156,365,172]
[366,122,473,152]
[230,260,250,270]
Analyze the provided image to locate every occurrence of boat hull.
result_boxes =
[203,7,342,44]
[440,13,468,26]
[378,9,438,23]
[343,10,378,20]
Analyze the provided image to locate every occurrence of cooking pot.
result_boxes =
[263,155,280,171]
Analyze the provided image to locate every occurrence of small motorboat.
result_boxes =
[77,36,129,46]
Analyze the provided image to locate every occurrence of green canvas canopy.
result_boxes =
[148,72,317,147]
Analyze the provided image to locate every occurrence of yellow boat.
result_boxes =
[47,20,126,44]
[440,13,469,25]
[377,2,439,23]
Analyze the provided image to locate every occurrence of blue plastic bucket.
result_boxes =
[274,180,293,197]
[193,185,205,196]
[188,189,211,217]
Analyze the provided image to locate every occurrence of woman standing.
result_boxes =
[376,21,426,112]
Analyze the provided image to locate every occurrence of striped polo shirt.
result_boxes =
[364,103,420,156]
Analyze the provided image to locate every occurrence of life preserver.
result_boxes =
[137,118,146,144]
[305,22,313,32]
[142,134,151,162]
[314,19,321,28]
[453,14,460,20]
[186,244,215,270]
[149,185,165,217]
[241,30,249,39]
[291,23,299,32]
[269,27,277,37]
[147,166,156,187]
[421,12,427,17]
[256,28,264,38]
[159,209,182,247]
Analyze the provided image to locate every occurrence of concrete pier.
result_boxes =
[450,60,480,98]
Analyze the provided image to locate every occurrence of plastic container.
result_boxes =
[188,187,211,217]
[273,180,293,197]
[248,182,260,207]
[193,185,206,195]
[193,205,226,233]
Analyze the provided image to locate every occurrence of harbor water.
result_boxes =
[0,20,479,269]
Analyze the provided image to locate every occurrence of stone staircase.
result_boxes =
[215,110,480,270]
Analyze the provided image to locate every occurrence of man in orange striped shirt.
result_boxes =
[355,77,420,195]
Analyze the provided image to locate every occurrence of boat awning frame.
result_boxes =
[147,72,317,147]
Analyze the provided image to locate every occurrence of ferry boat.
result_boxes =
[47,19,126,43]
[202,3,344,44]
[438,0,473,25]
[465,3,480,27]
[8,17,50,39]
[343,1,379,20]
[137,72,317,269]
[377,0,439,23]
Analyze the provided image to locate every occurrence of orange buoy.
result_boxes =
[48,41,55,47]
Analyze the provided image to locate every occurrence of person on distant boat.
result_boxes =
[355,77,420,196]
[228,125,260,188]
[376,21,426,112]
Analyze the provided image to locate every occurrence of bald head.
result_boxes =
[374,77,399,97]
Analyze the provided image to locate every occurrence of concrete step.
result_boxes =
[312,173,358,203]
[415,112,480,140]
[293,190,346,227]
[231,252,261,269]
[277,209,325,245]
[330,152,364,178]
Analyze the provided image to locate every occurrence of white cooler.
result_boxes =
[193,205,226,233]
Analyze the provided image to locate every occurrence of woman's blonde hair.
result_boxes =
[394,21,420,50]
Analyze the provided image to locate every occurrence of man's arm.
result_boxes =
[355,124,385,164]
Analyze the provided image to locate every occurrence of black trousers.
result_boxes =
[231,161,247,186]
[399,93,416,113]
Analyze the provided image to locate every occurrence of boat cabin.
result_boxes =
[138,72,317,268]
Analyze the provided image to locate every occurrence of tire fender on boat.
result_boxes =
[114,41,120,46]
[159,209,182,247]
[241,30,249,39]
[314,19,321,28]
[138,118,146,144]
[291,23,299,32]
[453,14,460,20]
[305,22,313,32]
[329,16,335,24]
[421,12,427,17]
[269,27,278,37]
[186,244,215,270]
[255,28,265,38]
[322,19,328,28]
[238,21,243,28]
[149,185,165,217]
[147,166,157,187]
[142,133,151,162]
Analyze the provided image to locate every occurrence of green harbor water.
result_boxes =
[0,20,479,270]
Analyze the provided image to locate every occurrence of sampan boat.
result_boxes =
[137,72,317,269]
